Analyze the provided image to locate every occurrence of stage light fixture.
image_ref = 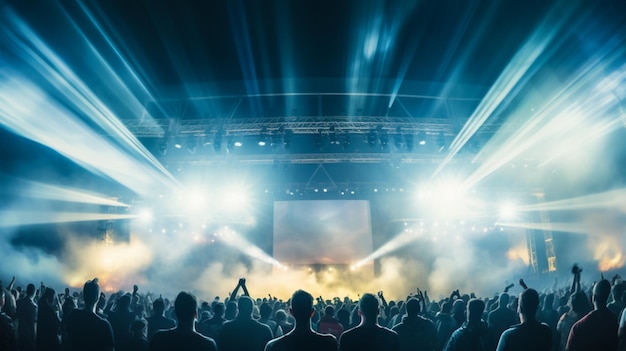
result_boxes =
[258,127,268,146]
[498,202,518,220]
[137,209,153,223]
[417,133,426,145]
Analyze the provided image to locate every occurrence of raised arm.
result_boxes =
[8,275,16,292]
[377,291,388,309]
[570,264,582,295]
[229,278,248,301]
[240,278,250,297]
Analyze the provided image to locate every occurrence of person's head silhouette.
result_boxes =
[290,290,314,322]
[83,278,100,310]
[237,296,254,319]
[358,293,379,323]
[174,291,198,324]
[518,288,539,321]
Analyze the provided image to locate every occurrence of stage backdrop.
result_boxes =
[273,200,373,265]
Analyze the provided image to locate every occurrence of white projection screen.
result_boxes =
[273,200,373,265]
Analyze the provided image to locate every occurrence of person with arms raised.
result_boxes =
[566,279,618,351]
[218,278,273,351]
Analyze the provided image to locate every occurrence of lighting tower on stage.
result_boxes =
[536,193,557,273]
[526,191,558,275]
[96,202,117,247]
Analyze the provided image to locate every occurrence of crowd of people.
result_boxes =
[1,266,626,351]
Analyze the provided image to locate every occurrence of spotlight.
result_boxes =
[417,133,426,145]
[258,127,268,146]
[137,209,153,223]
[234,141,243,147]
[498,202,518,220]
[174,140,182,149]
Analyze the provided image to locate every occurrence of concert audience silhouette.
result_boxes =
[2,265,625,351]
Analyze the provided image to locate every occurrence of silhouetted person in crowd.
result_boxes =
[618,293,626,351]
[496,288,551,351]
[218,295,273,351]
[339,293,400,351]
[65,278,115,351]
[258,302,282,338]
[318,305,344,338]
[36,287,61,351]
[337,308,351,332]
[16,283,37,351]
[452,299,466,330]
[265,289,338,351]
[146,298,176,340]
[608,282,626,317]
[444,298,488,351]
[108,293,137,346]
[148,291,217,351]
[60,296,77,350]
[198,301,227,340]
[1,285,18,351]
[392,297,437,351]
[557,291,591,351]
[275,309,294,335]
[538,293,559,351]
[119,318,148,351]
[435,300,456,350]
[225,301,237,321]
[566,279,618,351]
[488,293,517,350]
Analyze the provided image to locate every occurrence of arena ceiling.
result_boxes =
[2,0,626,194]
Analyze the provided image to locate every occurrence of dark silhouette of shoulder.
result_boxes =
[265,331,338,351]
[149,329,217,351]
